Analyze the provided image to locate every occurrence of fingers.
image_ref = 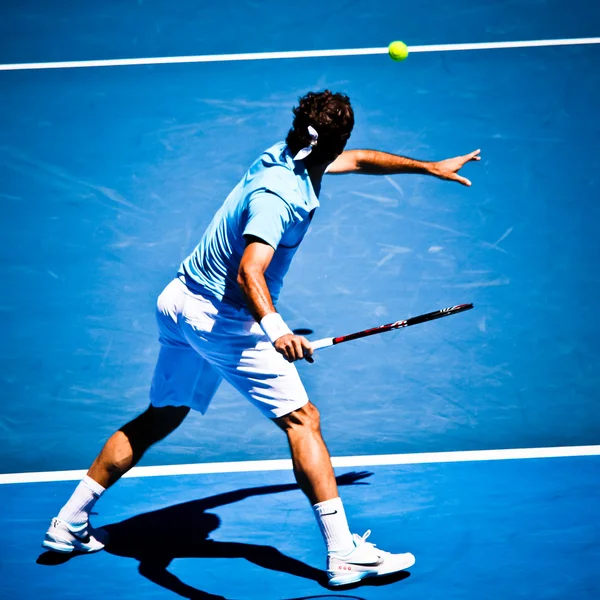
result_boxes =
[449,149,480,184]
[456,149,480,168]
[274,334,294,362]
[300,337,314,363]
[275,335,314,363]
[453,149,481,169]
[454,174,472,186]
[467,149,481,161]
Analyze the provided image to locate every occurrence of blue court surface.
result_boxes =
[1,1,600,598]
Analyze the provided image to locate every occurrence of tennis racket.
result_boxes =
[311,303,473,351]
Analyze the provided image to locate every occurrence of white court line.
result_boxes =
[1,445,599,485]
[0,37,599,71]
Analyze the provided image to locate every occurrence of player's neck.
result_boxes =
[307,165,326,197]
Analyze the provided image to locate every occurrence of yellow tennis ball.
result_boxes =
[388,40,409,62]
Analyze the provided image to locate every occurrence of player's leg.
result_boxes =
[187,330,367,582]
[274,400,415,586]
[178,298,415,586]
[231,343,415,586]
[88,404,190,489]
[43,399,193,552]
[176,298,351,544]
[42,404,189,554]
[273,401,338,504]
[273,402,355,550]
[43,279,220,554]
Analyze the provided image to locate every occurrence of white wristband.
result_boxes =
[260,312,293,344]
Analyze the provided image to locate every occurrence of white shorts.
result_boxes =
[149,278,309,419]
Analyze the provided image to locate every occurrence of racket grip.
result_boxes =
[311,337,334,351]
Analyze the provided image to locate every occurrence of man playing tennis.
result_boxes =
[43,90,479,587]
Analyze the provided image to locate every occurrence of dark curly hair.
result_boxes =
[286,90,354,165]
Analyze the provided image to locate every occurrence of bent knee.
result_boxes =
[121,405,189,444]
[275,401,321,433]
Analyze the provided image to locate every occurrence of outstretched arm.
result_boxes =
[327,148,481,186]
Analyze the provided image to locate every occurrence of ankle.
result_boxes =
[313,497,354,555]
[57,476,105,525]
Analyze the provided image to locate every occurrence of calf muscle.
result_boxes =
[275,403,339,504]
[88,405,189,489]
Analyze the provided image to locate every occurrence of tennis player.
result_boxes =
[43,90,479,587]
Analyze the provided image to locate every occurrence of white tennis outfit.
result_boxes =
[151,278,309,418]
[150,142,318,419]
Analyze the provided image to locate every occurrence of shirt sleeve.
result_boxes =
[242,191,295,250]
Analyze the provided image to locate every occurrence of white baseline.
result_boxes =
[0,37,599,71]
[1,445,599,485]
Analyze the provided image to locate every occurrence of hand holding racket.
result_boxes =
[311,303,473,351]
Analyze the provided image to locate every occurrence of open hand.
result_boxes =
[432,149,481,186]
[274,334,314,363]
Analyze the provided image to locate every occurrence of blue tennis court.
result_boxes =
[1,1,599,598]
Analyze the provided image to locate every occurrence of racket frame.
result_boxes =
[311,303,473,351]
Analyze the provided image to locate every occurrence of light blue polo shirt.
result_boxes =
[178,142,319,308]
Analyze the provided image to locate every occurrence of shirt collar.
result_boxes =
[283,145,320,211]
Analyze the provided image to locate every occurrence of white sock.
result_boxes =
[313,497,355,555]
[57,475,105,525]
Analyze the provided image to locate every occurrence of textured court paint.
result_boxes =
[1,1,600,476]
[1,4,599,599]
[2,42,599,473]
[1,0,599,63]
[1,458,599,599]
[2,445,600,484]
[1,38,599,71]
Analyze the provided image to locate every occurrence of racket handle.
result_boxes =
[311,337,334,351]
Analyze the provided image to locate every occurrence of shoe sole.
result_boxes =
[42,539,104,554]
[328,555,416,587]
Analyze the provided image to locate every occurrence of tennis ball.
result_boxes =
[388,40,409,61]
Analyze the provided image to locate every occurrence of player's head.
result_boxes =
[286,90,354,166]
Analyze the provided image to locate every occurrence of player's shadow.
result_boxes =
[37,471,409,598]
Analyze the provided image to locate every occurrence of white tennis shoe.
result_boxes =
[42,517,107,553]
[327,530,415,587]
